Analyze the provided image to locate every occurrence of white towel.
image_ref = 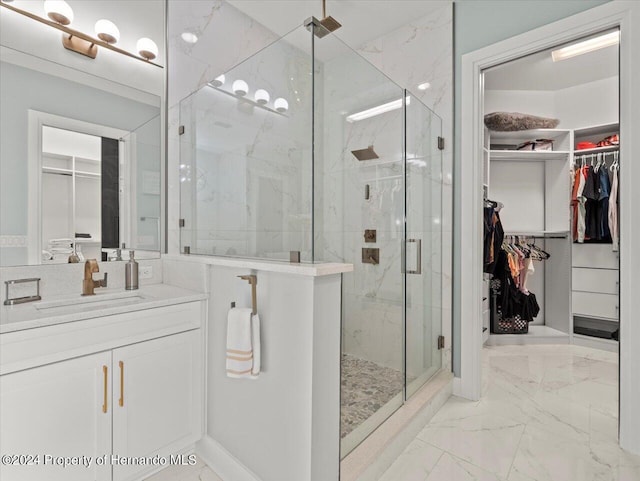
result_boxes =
[251,313,261,377]
[226,308,261,379]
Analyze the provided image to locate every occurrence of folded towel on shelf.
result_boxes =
[226,307,261,379]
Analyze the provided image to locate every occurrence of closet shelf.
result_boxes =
[490,150,570,161]
[573,145,619,155]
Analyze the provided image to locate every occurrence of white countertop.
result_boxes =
[0,284,207,334]
[163,254,354,276]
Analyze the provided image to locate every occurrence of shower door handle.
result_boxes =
[406,238,422,275]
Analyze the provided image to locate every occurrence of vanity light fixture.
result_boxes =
[254,89,270,105]
[44,0,73,25]
[181,32,198,44]
[346,96,411,123]
[551,30,619,62]
[274,98,289,113]
[95,19,120,44]
[0,1,163,67]
[210,74,225,87]
[232,80,249,96]
[136,38,158,60]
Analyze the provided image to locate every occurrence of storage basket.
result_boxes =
[490,280,529,334]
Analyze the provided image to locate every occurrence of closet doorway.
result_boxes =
[478,27,620,440]
[482,30,620,348]
[458,2,640,454]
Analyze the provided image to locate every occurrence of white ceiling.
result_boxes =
[226,0,447,48]
[484,41,618,91]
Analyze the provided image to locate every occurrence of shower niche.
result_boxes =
[179,17,444,457]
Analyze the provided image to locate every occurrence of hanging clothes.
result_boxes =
[492,237,546,325]
[483,201,504,274]
[583,165,601,240]
[598,166,611,241]
[609,165,619,251]
[573,152,619,245]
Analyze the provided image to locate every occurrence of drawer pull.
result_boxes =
[119,361,124,407]
[102,365,108,413]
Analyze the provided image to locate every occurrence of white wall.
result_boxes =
[555,76,618,129]
[485,76,618,130]
[484,89,556,120]
[0,0,165,96]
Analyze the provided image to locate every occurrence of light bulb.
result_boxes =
[232,79,248,96]
[254,89,270,105]
[274,98,289,113]
[137,38,158,61]
[181,32,198,44]
[44,0,74,25]
[95,19,120,44]
[210,74,225,87]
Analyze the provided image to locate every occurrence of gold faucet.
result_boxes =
[82,259,108,296]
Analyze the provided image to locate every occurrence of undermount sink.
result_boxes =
[35,291,146,315]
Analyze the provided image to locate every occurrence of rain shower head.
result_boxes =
[351,146,379,161]
[305,0,342,38]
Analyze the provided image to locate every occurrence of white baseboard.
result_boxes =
[196,435,261,481]
[452,376,462,397]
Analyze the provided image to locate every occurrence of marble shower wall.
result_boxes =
[315,43,444,374]
[167,0,279,255]
[179,32,314,260]
[168,1,453,370]
[356,2,454,371]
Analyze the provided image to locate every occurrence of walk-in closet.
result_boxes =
[481,29,620,351]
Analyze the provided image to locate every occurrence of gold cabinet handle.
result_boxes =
[102,365,108,413]
[118,361,124,407]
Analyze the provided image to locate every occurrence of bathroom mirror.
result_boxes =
[0,1,164,267]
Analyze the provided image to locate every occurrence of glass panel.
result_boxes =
[129,115,162,253]
[311,26,404,458]
[405,93,443,398]
[179,26,313,260]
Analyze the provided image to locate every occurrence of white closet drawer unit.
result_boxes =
[572,291,618,320]
[572,268,619,295]
[572,244,619,269]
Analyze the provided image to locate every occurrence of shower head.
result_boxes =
[351,146,379,161]
[317,16,341,37]
[305,16,342,38]
[305,0,342,38]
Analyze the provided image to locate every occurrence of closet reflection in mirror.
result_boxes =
[0,54,161,267]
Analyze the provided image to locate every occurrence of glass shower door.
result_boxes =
[405,93,443,397]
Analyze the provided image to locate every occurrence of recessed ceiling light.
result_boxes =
[181,32,198,44]
[418,82,431,90]
[551,31,619,62]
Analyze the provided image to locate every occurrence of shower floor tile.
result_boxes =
[341,354,404,438]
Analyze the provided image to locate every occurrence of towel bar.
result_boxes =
[237,274,257,315]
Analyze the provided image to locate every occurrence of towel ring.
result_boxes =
[237,275,257,315]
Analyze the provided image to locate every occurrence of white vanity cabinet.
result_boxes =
[112,330,202,481]
[0,295,206,481]
[0,352,112,481]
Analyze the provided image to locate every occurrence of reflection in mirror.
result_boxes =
[0,52,161,266]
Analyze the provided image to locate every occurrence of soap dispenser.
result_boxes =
[125,251,139,290]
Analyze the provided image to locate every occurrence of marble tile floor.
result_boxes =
[341,353,405,439]
[379,344,640,481]
[146,345,638,481]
